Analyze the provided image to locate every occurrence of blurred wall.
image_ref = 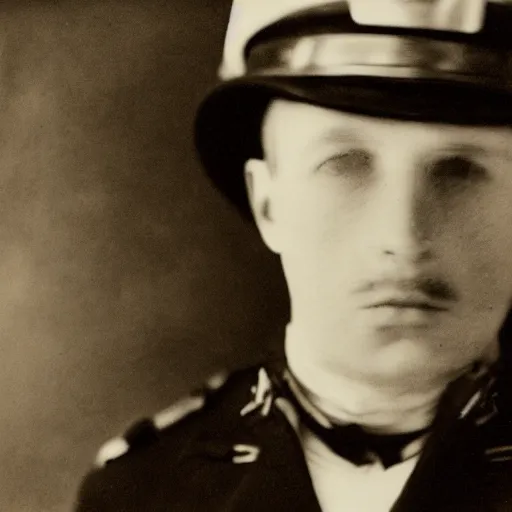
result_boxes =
[0,1,288,510]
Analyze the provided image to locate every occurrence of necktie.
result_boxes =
[277,371,429,468]
[265,358,497,469]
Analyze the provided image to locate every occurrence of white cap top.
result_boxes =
[220,0,341,79]
[219,0,490,79]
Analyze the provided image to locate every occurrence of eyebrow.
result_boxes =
[300,127,364,155]
[437,142,512,161]
[301,131,512,158]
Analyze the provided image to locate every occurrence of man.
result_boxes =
[75,1,512,510]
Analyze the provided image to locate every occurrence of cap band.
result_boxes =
[246,33,512,90]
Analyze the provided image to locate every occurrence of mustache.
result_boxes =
[355,276,458,302]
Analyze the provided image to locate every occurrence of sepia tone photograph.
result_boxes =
[3,0,512,510]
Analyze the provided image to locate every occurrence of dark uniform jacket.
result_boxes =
[75,360,512,512]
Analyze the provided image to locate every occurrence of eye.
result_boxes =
[430,155,488,186]
[317,149,373,175]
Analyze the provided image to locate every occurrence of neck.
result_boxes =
[284,324,498,434]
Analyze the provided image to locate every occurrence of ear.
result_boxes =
[244,158,282,254]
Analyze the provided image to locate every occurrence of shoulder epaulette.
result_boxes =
[94,370,229,468]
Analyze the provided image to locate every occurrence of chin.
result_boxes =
[360,334,474,383]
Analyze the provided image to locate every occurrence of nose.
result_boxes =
[371,173,434,264]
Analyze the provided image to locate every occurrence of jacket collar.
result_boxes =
[189,360,512,512]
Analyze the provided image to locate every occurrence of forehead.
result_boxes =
[262,99,512,155]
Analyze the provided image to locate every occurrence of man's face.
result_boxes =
[246,99,512,386]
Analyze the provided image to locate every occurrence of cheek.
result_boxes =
[440,195,512,307]
[274,179,364,300]
[275,177,360,256]
[469,234,512,307]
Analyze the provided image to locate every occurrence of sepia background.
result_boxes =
[0,1,289,510]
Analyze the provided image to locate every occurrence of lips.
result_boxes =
[372,300,445,311]
[365,294,450,312]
